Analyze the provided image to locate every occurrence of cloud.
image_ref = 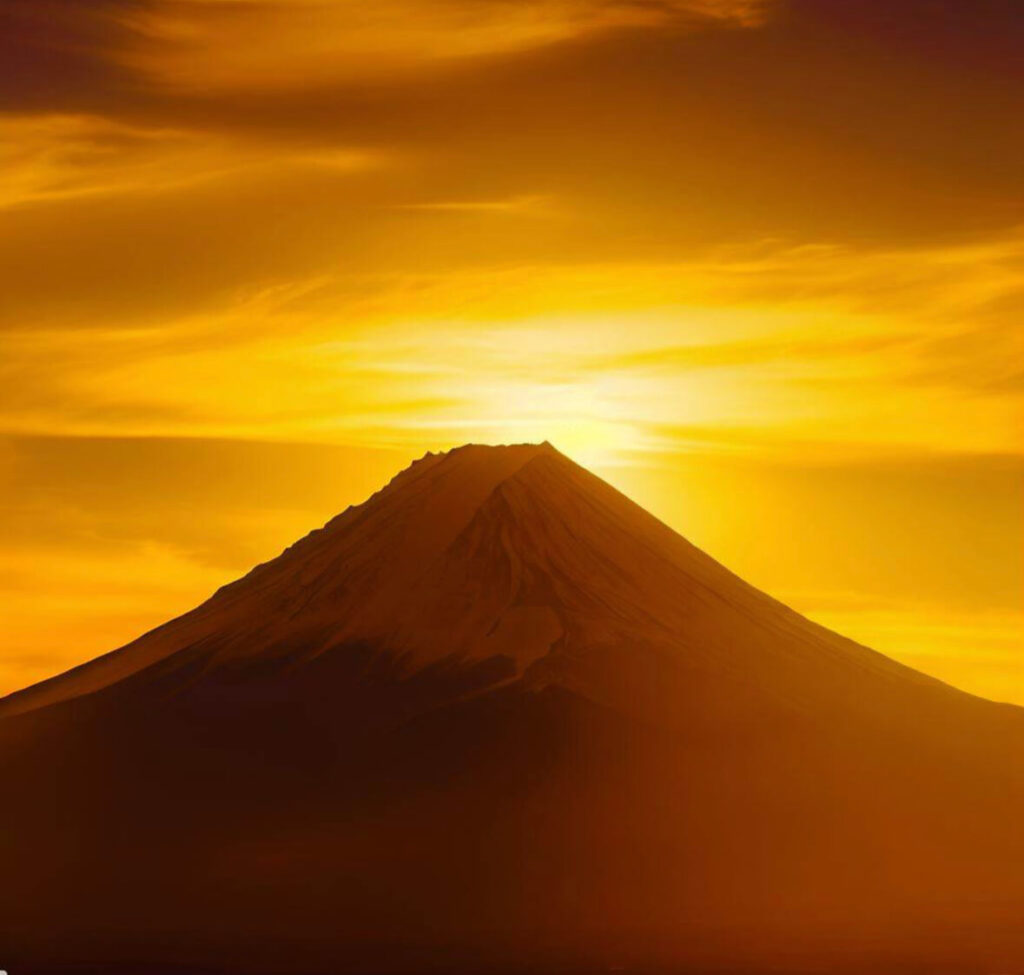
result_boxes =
[0,128,385,329]
[1,227,1021,465]
[120,0,771,90]
[3,0,1023,337]
[0,0,149,111]
[0,0,770,115]
[0,114,249,209]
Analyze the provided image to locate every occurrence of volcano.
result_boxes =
[1,442,1022,974]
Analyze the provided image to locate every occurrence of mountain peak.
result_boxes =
[4,445,1022,975]
[0,440,578,717]
[419,439,562,479]
[444,439,556,454]
[372,440,563,505]
[0,438,955,723]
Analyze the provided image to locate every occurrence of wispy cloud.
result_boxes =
[1,233,1021,464]
[118,0,773,90]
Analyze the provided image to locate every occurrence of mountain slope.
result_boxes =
[1,442,1022,974]
[0,441,955,720]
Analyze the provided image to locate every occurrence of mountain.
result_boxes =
[1,442,1022,974]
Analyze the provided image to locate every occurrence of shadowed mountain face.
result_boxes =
[1,443,1022,974]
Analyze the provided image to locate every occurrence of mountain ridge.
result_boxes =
[1,442,1022,974]
[0,442,552,718]
[0,439,965,721]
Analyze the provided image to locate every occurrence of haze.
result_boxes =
[1,0,1021,703]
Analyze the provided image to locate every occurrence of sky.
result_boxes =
[0,0,1021,703]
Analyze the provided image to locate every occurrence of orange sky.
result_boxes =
[1,0,1021,703]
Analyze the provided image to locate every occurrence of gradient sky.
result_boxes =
[1,0,1021,703]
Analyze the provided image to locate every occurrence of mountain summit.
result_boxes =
[1,443,1022,974]
[0,442,948,720]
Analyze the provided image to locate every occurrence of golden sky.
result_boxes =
[1,0,1021,703]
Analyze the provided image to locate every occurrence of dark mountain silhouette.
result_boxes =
[1,442,1022,974]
